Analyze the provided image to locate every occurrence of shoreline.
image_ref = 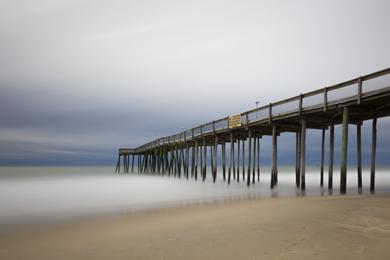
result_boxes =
[1,194,390,259]
[1,187,388,232]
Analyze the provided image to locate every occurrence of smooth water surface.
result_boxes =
[0,166,389,227]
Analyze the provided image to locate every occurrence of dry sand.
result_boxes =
[1,194,390,259]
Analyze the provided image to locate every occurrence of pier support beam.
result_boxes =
[200,141,203,180]
[115,155,120,173]
[232,137,236,181]
[132,154,135,173]
[203,139,207,181]
[247,130,252,186]
[123,155,127,173]
[210,143,214,180]
[242,139,245,180]
[191,144,195,178]
[295,131,300,187]
[320,129,325,187]
[213,137,218,183]
[253,137,256,184]
[370,117,377,193]
[340,107,349,194]
[185,144,189,179]
[222,140,226,181]
[237,139,240,183]
[194,141,198,180]
[328,122,334,190]
[271,126,278,189]
[357,122,362,189]
[257,137,260,182]
[228,133,233,184]
[300,119,306,191]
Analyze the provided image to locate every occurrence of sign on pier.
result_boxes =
[228,114,242,128]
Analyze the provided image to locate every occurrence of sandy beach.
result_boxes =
[1,194,390,259]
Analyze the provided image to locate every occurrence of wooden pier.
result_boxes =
[116,68,390,193]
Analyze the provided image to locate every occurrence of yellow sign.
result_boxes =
[228,114,242,128]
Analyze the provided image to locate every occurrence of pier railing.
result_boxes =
[135,68,390,153]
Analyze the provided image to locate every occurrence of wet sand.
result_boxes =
[1,194,390,259]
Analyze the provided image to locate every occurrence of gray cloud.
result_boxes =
[1,0,390,165]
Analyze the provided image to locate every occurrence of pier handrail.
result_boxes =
[134,67,390,153]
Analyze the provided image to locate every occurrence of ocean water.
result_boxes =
[0,166,389,227]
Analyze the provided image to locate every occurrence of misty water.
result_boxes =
[0,166,389,227]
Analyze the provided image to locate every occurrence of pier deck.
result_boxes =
[116,68,390,193]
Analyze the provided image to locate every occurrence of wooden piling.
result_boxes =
[137,154,141,172]
[357,122,362,189]
[222,140,226,181]
[271,126,278,188]
[252,136,256,184]
[203,138,207,181]
[340,107,349,194]
[328,122,334,190]
[232,138,236,180]
[257,137,260,182]
[123,154,127,173]
[115,155,120,173]
[320,129,325,187]
[247,129,252,186]
[175,145,179,177]
[194,141,198,180]
[370,117,377,193]
[237,139,240,183]
[210,142,214,179]
[295,131,300,187]
[242,139,245,180]
[182,145,185,177]
[191,143,195,178]
[228,133,233,184]
[131,154,135,173]
[139,155,142,173]
[213,136,218,183]
[199,141,203,180]
[300,119,306,191]
[168,149,172,176]
[186,144,190,179]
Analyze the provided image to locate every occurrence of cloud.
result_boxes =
[0,0,390,165]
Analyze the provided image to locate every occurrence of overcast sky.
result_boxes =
[1,0,390,165]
